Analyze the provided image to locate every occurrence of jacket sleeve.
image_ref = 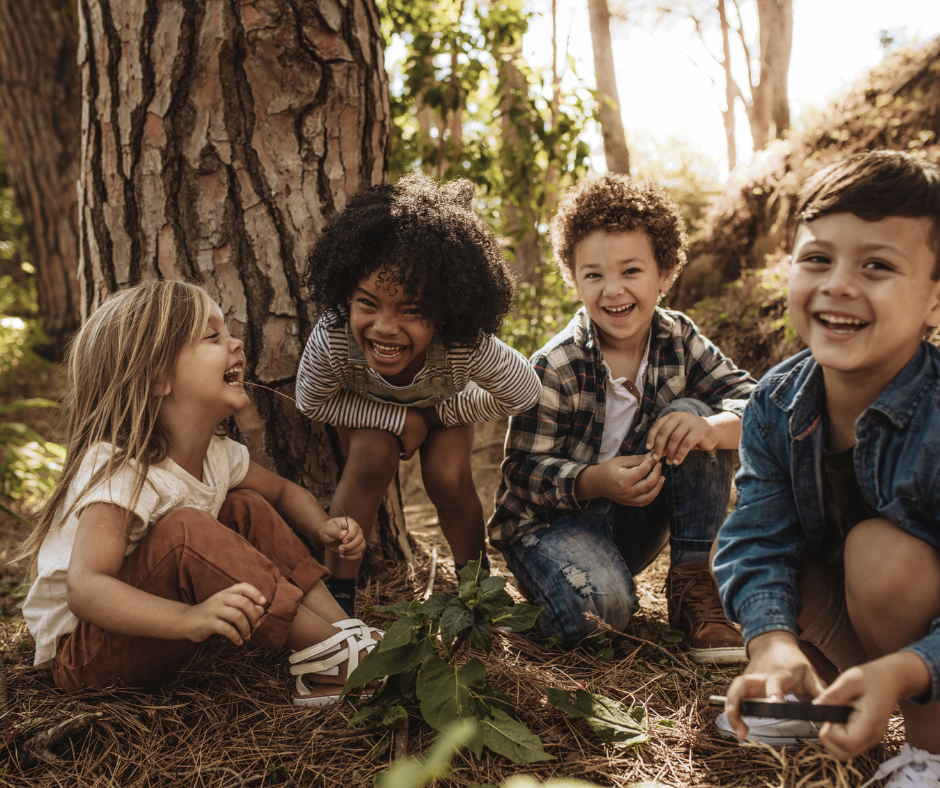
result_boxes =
[713,384,807,644]
[295,321,407,435]
[681,318,757,417]
[497,353,589,511]
[434,336,542,427]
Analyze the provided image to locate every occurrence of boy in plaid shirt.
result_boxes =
[489,175,756,663]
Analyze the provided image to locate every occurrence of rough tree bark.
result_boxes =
[587,0,630,174]
[0,0,82,349]
[76,0,411,569]
[747,0,792,149]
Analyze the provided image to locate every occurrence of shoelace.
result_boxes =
[669,568,730,634]
[861,745,940,788]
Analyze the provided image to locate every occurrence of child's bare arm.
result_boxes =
[235,461,365,561]
[67,503,264,644]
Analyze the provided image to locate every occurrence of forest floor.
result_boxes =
[0,308,905,786]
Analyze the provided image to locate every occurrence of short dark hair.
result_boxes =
[795,151,940,279]
[302,174,514,348]
[549,174,687,284]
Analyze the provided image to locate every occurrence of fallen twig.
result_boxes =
[22,711,104,766]
[422,547,438,600]
[393,713,409,761]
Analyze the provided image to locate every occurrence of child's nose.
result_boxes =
[373,311,399,335]
[821,262,858,298]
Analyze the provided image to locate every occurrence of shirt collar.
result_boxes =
[773,343,935,439]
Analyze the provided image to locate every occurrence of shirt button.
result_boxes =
[431,376,444,387]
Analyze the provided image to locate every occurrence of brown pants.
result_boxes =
[52,489,328,693]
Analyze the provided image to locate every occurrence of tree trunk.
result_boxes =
[751,0,792,149]
[586,0,630,174]
[717,0,738,171]
[77,0,411,570]
[0,0,82,350]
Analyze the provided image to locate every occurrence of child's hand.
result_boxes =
[724,631,827,740]
[594,453,664,506]
[181,583,266,645]
[646,412,718,465]
[816,652,928,760]
[400,408,429,459]
[319,515,366,561]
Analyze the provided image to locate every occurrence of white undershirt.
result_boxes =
[598,330,652,462]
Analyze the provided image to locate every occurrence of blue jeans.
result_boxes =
[502,399,733,646]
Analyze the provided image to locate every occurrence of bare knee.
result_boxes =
[344,430,400,484]
[422,460,476,507]
[844,518,940,616]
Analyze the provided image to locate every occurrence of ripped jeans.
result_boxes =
[502,398,733,647]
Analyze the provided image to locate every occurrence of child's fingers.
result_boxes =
[227,582,266,606]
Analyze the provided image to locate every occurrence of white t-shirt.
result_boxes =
[598,331,652,463]
[23,435,250,667]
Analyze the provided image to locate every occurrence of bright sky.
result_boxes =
[523,0,940,178]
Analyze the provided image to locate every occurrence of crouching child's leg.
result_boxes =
[501,512,637,648]
[643,398,745,665]
[813,518,940,768]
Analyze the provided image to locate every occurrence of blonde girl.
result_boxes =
[21,281,380,705]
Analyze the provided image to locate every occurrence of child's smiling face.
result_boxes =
[788,212,940,389]
[349,267,435,385]
[572,229,675,353]
[164,301,248,422]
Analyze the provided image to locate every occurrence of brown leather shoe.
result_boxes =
[666,563,746,665]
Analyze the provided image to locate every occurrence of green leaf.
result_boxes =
[418,592,454,623]
[379,704,409,728]
[541,687,648,747]
[343,630,436,693]
[660,627,685,645]
[478,708,554,764]
[373,719,478,788]
[416,656,487,731]
[439,597,473,657]
[467,609,493,654]
[491,603,541,633]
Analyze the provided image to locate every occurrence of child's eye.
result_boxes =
[205,332,220,340]
[863,259,895,272]
[799,254,830,266]
[356,297,376,308]
[623,267,641,276]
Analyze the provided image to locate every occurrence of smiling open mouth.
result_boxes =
[602,304,635,316]
[815,312,869,333]
[224,364,243,387]
[369,340,406,359]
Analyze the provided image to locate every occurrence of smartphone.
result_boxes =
[708,695,852,724]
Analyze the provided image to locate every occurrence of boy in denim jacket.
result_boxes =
[489,175,756,663]
[714,151,940,780]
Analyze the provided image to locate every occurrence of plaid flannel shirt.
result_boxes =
[487,306,758,549]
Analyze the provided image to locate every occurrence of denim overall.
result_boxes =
[345,324,457,406]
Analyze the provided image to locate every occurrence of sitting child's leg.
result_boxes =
[502,512,638,646]
[419,423,487,571]
[52,501,369,702]
[326,428,400,613]
[843,518,940,752]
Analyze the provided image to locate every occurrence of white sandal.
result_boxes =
[289,618,383,707]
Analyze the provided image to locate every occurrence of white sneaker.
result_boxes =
[861,744,940,788]
[714,694,820,746]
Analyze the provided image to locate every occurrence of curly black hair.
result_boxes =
[303,174,515,348]
[550,174,688,284]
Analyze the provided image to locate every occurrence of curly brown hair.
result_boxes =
[550,174,688,284]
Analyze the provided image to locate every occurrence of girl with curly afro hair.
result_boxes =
[296,174,541,614]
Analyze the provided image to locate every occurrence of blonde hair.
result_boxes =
[18,280,214,579]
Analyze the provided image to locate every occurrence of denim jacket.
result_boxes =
[714,343,940,703]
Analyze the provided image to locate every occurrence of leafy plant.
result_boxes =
[343,560,552,764]
[0,399,64,521]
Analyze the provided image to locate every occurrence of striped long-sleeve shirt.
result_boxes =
[487,307,758,548]
[295,314,542,434]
